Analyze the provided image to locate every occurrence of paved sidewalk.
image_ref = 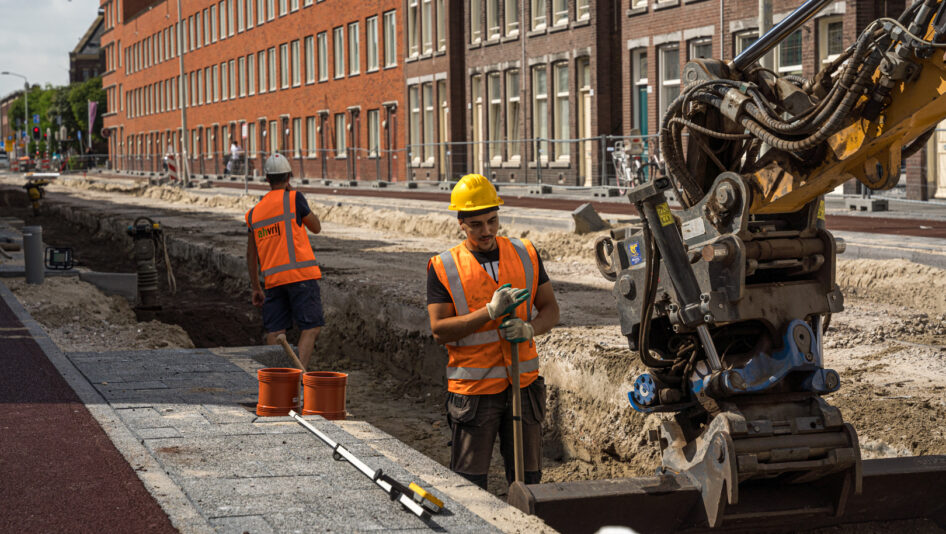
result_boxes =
[0,279,543,533]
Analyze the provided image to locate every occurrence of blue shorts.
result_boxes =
[262,279,325,333]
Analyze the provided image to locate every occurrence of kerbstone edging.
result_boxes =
[0,281,214,534]
[209,346,559,534]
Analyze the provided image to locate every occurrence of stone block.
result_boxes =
[572,203,608,234]
[528,184,552,195]
[845,196,888,212]
[592,187,620,197]
[438,181,457,191]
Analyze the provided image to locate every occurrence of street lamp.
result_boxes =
[1,71,29,156]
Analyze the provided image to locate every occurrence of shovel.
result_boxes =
[501,293,531,485]
[275,333,306,371]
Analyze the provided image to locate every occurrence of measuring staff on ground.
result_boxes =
[245,153,324,369]
[426,174,560,490]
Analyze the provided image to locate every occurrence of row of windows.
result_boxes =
[121,14,398,120]
[469,0,590,45]
[406,58,590,168]
[120,1,396,78]
[121,108,386,161]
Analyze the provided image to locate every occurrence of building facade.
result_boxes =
[99,0,944,197]
[100,0,405,181]
[70,14,107,83]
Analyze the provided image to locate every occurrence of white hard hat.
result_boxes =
[263,153,292,176]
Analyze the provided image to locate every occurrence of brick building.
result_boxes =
[404,0,620,186]
[100,0,405,181]
[70,14,107,84]
[99,0,943,197]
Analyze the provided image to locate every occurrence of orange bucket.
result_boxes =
[302,371,348,420]
[256,368,302,416]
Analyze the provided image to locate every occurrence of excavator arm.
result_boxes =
[587,0,946,527]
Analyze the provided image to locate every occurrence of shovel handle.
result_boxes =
[275,334,306,371]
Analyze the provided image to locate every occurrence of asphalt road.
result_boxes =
[0,296,177,533]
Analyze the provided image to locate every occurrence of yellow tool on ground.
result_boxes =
[288,410,445,520]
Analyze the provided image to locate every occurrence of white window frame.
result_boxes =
[552,0,567,27]
[532,65,548,163]
[334,113,347,157]
[349,22,360,75]
[506,69,521,161]
[280,43,289,88]
[291,39,301,86]
[366,16,379,72]
[632,49,648,134]
[367,108,380,157]
[307,116,317,157]
[531,0,546,31]
[470,0,482,44]
[422,0,433,53]
[247,53,255,95]
[258,50,267,93]
[318,32,328,81]
[552,61,569,160]
[408,0,419,56]
[305,35,316,83]
[268,46,277,91]
[658,45,681,123]
[487,0,500,40]
[334,26,345,79]
[383,11,397,67]
[818,16,844,65]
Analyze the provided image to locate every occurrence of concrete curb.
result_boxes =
[0,282,215,534]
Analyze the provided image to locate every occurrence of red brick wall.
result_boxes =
[102,0,405,181]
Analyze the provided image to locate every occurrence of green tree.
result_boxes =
[68,76,106,152]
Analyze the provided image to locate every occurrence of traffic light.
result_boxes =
[32,126,40,140]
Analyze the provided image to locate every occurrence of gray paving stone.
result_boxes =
[210,515,275,534]
[136,427,183,440]
[61,346,504,533]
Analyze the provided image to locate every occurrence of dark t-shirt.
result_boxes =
[247,190,312,232]
[426,245,550,305]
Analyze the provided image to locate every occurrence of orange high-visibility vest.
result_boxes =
[246,189,321,288]
[428,236,540,395]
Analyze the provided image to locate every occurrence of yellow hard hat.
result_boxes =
[449,174,504,212]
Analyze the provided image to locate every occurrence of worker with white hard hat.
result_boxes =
[245,153,324,368]
[426,173,560,491]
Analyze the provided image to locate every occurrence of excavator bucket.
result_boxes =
[508,455,946,533]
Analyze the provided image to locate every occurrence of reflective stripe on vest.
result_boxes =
[251,190,320,277]
[445,355,539,380]
[439,239,537,355]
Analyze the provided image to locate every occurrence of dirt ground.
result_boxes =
[2,178,945,510]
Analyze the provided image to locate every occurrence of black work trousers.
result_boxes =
[445,376,547,490]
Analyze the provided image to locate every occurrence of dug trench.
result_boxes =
[2,180,946,516]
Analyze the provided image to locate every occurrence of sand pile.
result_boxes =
[837,259,946,315]
[7,277,194,352]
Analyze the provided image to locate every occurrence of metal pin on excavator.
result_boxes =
[510,0,946,530]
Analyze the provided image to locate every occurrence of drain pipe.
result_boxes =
[22,225,44,284]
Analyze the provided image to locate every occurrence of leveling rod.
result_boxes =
[288,410,444,519]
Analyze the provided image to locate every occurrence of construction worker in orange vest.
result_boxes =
[246,153,324,368]
[427,174,560,491]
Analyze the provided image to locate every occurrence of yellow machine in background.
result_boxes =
[23,176,51,216]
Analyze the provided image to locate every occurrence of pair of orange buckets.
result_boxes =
[256,369,347,420]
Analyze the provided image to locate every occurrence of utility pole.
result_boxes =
[175,0,191,187]
[758,0,774,70]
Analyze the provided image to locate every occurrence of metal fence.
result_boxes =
[101,134,663,187]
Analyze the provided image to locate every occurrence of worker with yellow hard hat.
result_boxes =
[426,173,560,491]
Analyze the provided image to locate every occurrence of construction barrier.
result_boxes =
[167,156,178,181]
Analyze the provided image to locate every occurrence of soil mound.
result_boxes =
[837,259,946,315]
[7,277,194,352]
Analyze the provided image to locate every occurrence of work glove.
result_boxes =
[485,283,530,320]
[500,318,534,344]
